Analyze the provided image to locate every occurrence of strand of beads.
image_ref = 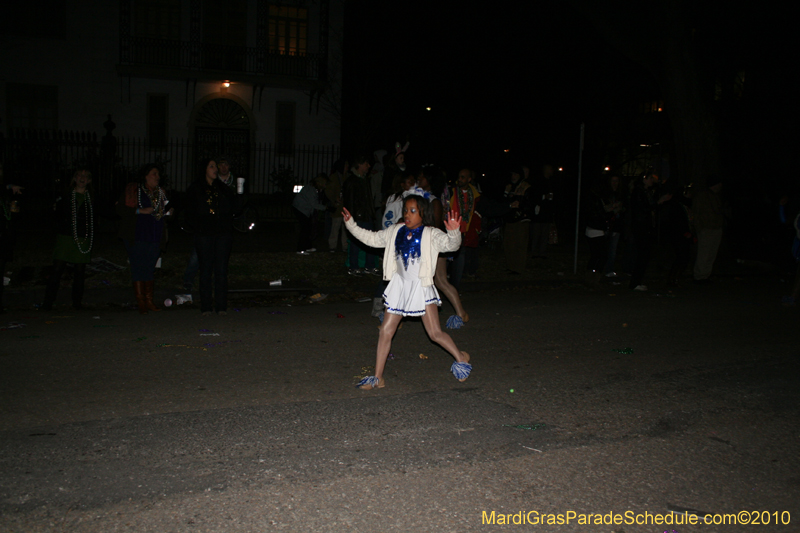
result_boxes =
[138,185,165,220]
[72,190,93,254]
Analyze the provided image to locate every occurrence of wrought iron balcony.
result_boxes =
[119,36,322,81]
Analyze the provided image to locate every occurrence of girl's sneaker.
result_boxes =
[357,376,384,390]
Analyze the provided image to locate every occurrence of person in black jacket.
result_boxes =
[503,166,533,274]
[42,168,95,311]
[657,174,692,286]
[628,171,672,291]
[184,158,246,315]
[529,164,558,258]
[341,154,377,275]
[1,163,24,313]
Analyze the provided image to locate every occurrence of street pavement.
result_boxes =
[1,277,798,532]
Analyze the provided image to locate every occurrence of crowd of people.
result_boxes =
[583,170,731,292]
[305,148,799,305]
[1,150,799,320]
[1,151,799,391]
[0,157,247,316]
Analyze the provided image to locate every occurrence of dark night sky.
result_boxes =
[342,1,795,194]
[342,2,658,174]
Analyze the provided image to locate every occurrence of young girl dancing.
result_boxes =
[343,194,473,390]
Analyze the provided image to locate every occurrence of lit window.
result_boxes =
[640,100,664,114]
[268,5,308,56]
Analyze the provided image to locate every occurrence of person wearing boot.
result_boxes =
[42,168,95,311]
[116,164,172,314]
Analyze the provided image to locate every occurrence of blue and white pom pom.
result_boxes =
[378,312,385,323]
[451,361,472,381]
[357,376,380,388]
[445,315,464,329]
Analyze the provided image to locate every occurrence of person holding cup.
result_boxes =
[181,156,244,292]
[184,158,246,315]
[217,155,247,196]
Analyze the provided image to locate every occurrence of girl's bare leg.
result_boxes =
[434,256,469,322]
[375,312,403,379]
[420,304,469,363]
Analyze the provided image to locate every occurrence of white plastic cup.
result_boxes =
[236,177,245,194]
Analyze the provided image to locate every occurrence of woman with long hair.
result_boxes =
[117,163,172,314]
[42,168,95,310]
[184,158,246,315]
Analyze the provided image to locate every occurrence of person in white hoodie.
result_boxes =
[343,194,473,390]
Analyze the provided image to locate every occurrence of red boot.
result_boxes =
[144,280,161,312]
[134,282,148,314]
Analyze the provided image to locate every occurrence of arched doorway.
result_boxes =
[192,97,252,178]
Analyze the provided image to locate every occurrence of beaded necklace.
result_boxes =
[138,185,165,220]
[205,185,220,214]
[456,186,474,224]
[71,189,93,254]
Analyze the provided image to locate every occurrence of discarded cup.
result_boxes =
[270,279,282,286]
[164,298,173,307]
[176,294,193,305]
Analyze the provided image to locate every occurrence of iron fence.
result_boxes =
[1,129,339,208]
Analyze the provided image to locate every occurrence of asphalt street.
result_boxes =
[1,278,798,532]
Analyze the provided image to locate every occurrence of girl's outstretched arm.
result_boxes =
[431,209,462,253]
[343,209,395,248]
[444,209,462,231]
